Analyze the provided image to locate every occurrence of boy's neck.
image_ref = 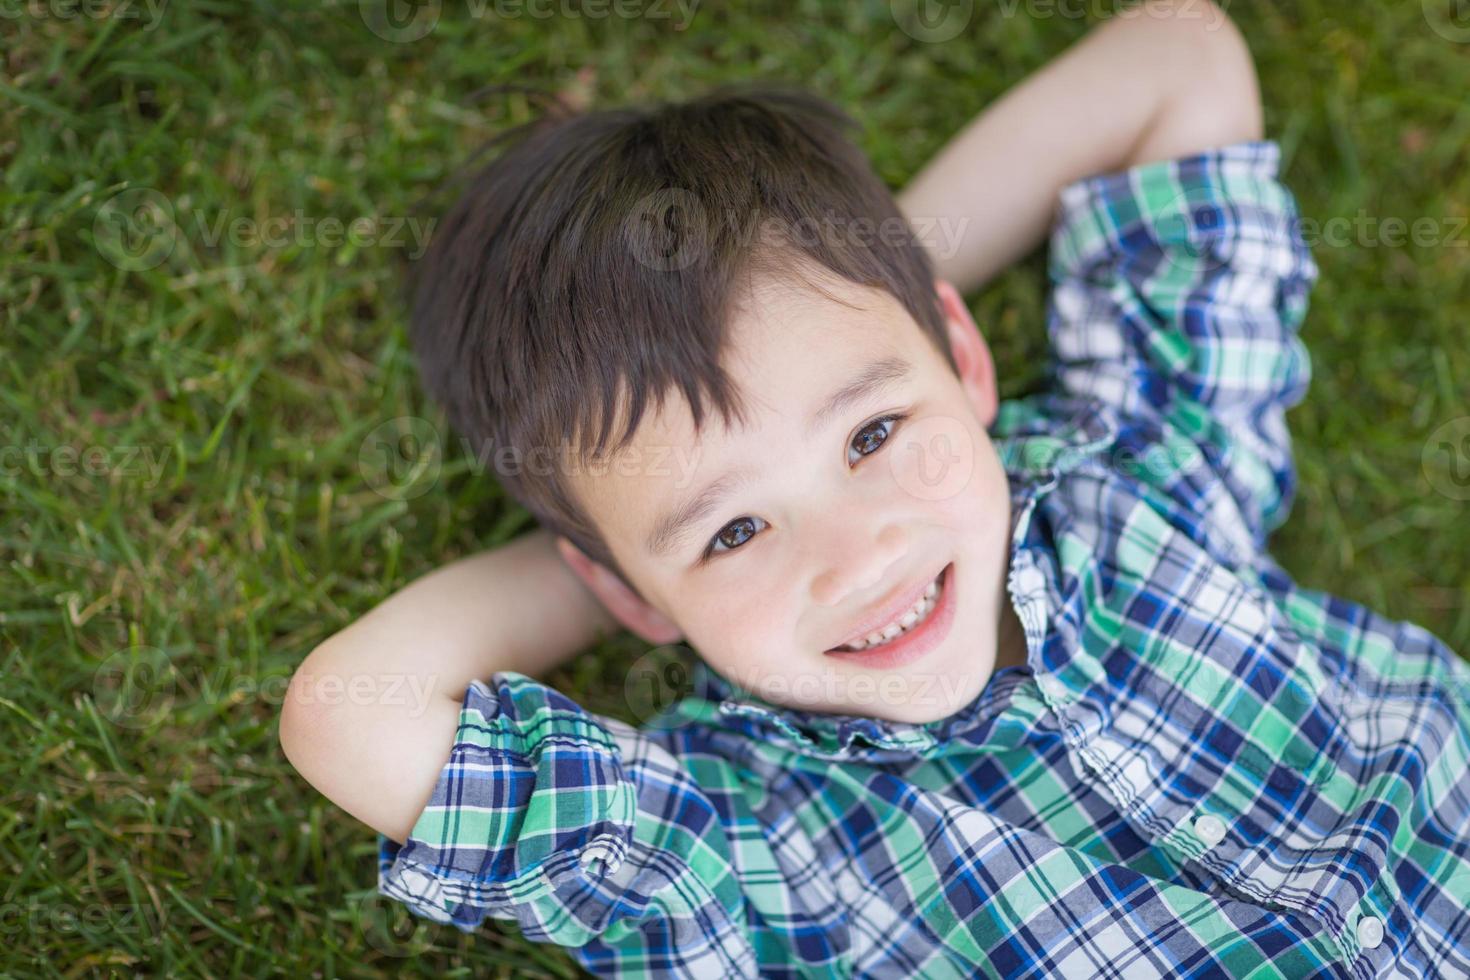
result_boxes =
[995,597,1030,673]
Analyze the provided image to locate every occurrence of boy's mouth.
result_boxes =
[825,562,951,654]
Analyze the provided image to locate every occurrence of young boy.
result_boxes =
[280,2,1470,976]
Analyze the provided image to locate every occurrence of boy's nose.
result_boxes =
[808,519,908,610]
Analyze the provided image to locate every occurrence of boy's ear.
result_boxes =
[935,278,999,429]
[554,536,684,645]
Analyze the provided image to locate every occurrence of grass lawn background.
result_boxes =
[4,0,1468,975]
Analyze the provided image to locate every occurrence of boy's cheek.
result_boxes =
[687,606,806,680]
[889,413,984,505]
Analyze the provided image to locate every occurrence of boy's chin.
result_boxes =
[857,673,991,725]
[881,689,982,725]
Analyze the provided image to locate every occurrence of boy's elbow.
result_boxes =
[278,645,347,792]
[277,645,391,833]
[278,655,316,778]
[1117,0,1264,166]
[277,644,463,844]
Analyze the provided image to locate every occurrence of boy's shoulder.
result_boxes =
[994,390,1262,570]
[1037,138,1319,558]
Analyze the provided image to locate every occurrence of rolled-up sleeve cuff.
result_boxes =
[377,672,637,933]
[1048,138,1318,298]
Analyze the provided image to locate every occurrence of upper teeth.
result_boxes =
[837,572,942,652]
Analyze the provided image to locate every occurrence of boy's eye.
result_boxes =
[847,414,900,465]
[699,413,908,562]
[708,515,766,555]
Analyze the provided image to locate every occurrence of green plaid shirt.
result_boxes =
[378,140,1470,978]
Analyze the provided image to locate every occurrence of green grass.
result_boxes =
[3,0,1468,975]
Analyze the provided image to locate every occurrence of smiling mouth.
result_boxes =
[827,565,948,653]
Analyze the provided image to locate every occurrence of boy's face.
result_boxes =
[559,260,1026,724]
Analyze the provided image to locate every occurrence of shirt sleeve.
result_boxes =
[376,672,757,974]
[1044,139,1320,553]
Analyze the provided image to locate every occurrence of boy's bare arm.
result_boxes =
[898,0,1261,295]
[279,527,618,843]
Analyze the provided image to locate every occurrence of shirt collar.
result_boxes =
[655,395,1119,763]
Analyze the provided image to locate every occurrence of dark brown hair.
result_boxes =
[408,82,958,595]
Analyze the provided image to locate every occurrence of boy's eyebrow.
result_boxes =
[645,353,914,558]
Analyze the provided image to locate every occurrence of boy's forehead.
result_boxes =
[629,269,913,455]
[731,254,897,331]
[599,264,912,441]
[573,269,928,559]
[729,264,913,374]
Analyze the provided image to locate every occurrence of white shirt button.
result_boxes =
[1356,914,1384,950]
[1193,814,1227,847]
